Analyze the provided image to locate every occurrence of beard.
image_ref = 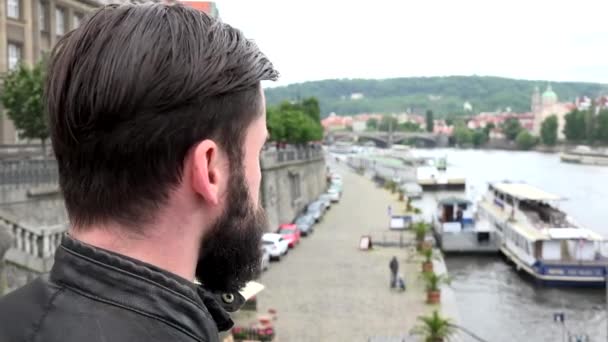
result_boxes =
[195,167,267,294]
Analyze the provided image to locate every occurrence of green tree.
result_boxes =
[564,109,586,142]
[515,131,538,150]
[398,121,421,132]
[378,115,398,132]
[425,110,434,132]
[595,109,608,144]
[483,122,495,137]
[266,107,285,142]
[453,122,473,146]
[540,115,558,146]
[502,118,522,141]
[300,97,321,122]
[366,118,378,131]
[472,130,488,147]
[1,60,48,153]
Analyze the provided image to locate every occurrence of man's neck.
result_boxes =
[70,225,198,281]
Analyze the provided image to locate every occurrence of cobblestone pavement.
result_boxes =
[255,162,438,341]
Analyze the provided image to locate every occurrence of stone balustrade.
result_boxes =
[261,147,324,169]
[0,212,66,266]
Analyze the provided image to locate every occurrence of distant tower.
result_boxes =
[531,86,541,113]
[542,84,558,108]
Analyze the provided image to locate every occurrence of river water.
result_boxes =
[410,149,608,342]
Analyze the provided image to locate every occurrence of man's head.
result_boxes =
[46,3,278,292]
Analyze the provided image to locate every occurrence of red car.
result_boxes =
[278,223,301,248]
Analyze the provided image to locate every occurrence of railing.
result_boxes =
[261,146,323,169]
[0,159,58,187]
[0,212,65,260]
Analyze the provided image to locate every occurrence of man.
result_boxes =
[0,2,278,341]
[389,256,399,288]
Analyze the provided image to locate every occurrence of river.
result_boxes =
[411,149,608,342]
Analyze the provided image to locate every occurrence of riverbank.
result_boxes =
[247,159,461,341]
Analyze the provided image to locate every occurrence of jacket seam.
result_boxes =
[28,287,64,342]
[60,283,206,342]
[59,245,208,313]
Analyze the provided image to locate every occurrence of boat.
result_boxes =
[417,157,466,190]
[560,145,608,166]
[399,182,423,199]
[432,197,500,254]
[478,182,608,287]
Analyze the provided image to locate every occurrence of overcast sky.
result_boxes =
[219,0,608,87]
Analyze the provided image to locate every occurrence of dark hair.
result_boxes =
[45,3,278,229]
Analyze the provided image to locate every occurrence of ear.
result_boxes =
[190,140,223,206]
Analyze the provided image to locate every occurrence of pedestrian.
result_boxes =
[389,256,399,288]
[0,3,278,342]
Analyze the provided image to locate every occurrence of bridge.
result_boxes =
[326,131,449,147]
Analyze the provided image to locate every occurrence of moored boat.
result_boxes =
[478,182,608,287]
[560,145,608,166]
[433,197,500,254]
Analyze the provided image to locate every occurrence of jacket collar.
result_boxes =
[50,235,242,338]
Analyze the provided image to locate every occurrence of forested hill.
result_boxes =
[264,76,608,118]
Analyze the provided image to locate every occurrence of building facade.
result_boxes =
[0,0,101,144]
[531,85,574,140]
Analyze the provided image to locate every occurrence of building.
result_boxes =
[531,85,574,140]
[0,0,219,145]
[0,0,101,144]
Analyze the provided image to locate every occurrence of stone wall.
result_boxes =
[260,148,326,231]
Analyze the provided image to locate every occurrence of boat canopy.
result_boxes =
[546,228,604,241]
[438,197,471,206]
[492,182,562,201]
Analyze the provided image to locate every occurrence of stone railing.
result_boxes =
[261,147,324,169]
[0,212,66,272]
[0,159,58,187]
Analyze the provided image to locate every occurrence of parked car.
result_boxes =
[295,214,315,236]
[318,194,332,209]
[260,246,270,271]
[262,233,289,261]
[278,223,301,248]
[327,188,340,202]
[307,200,326,222]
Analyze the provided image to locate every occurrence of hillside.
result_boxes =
[264,76,608,118]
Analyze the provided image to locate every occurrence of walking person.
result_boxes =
[389,256,399,288]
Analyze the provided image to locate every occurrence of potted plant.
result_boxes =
[398,189,405,202]
[413,222,429,250]
[420,248,434,273]
[411,310,456,342]
[422,271,450,304]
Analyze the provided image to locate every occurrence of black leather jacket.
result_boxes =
[0,235,244,341]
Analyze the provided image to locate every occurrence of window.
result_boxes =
[55,7,66,35]
[73,13,82,28]
[7,0,20,19]
[8,43,22,70]
[39,1,48,31]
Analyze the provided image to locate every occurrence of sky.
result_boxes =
[218,0,608,87]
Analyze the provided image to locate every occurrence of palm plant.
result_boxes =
[422,271,451,304]
[411,310,456,342]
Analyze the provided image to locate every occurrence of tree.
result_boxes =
[266,107,285,142]
[595,109,608,144]
[425,110,434,132]
[300,97,321,122]
[501,118,522,141]
[366,118,378,131]
[482,122,495,137]
[472,130,488,147]
[515,131,538,150]
[563,109,587,142]
[1,59,48,153]
[398,121,421,132]
[453,122,473,146]
[540,115,558,146]
[378,115,398,132]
